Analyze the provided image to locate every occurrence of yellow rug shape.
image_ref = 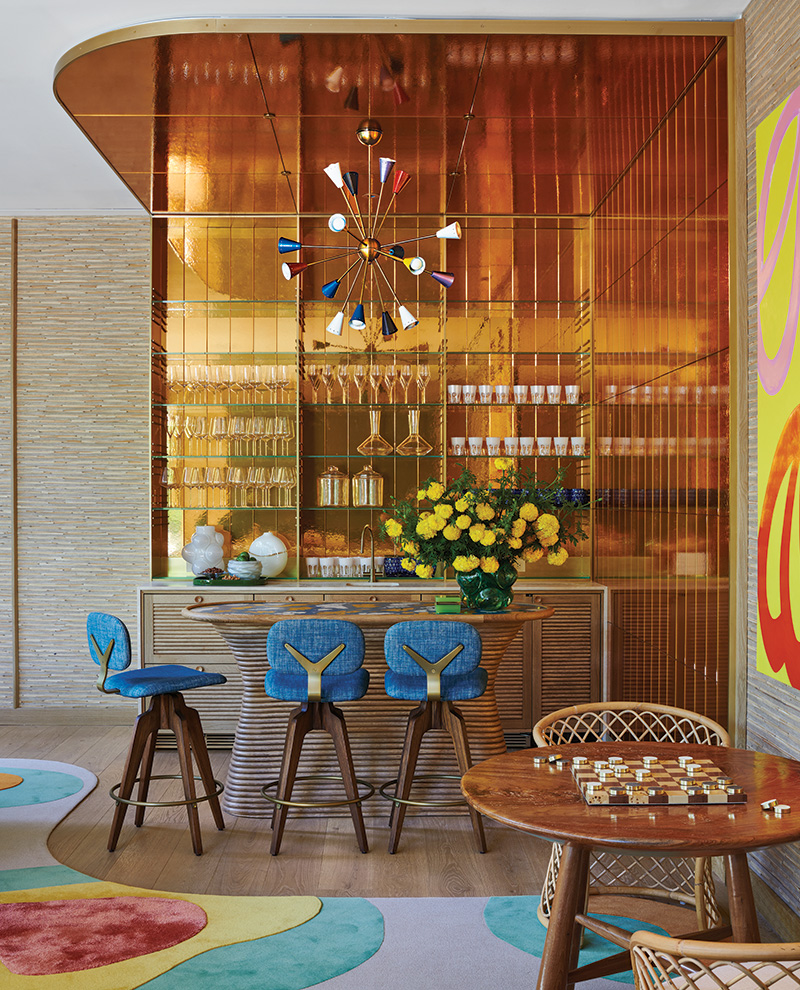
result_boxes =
[0,881,320,989]
[0,774,23,791]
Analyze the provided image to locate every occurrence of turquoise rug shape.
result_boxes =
[0,766,85,808]
[139,896,384,990]
[0,864,97,892]
[484,897,668,984]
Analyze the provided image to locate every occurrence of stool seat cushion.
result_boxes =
[265,668,369,703]
[105,665,227,699]
[384,667,487,702]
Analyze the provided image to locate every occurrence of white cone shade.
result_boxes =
[325,66,344,93]
[405,256,426,276]
[324,162,344,188]
[399,305,419,330]
[326,311,345,336]
[328,213,347,232]
[436,221,462,240]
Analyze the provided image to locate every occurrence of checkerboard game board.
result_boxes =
[566,755,748,806]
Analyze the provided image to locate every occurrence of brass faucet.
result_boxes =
[360,524,376,581]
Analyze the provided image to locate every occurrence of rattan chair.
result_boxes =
[533,701,730,931]
[631,930,800,990]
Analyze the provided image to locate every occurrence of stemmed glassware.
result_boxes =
[276,364,293,400]
[337,363,350,403]
[159,465,181,507]
[321,364,335,404]
[357,409,393,456]
[396,408,433,456]
[209,415,228,456]
[206,466,227,508]
[272,415,295,455]
[398,364,413,403]
[352,364,368,403]
[227,466,248,507]
[369,365,384,404]
[384,365,398,403]
[307,364,323,402]
[416,363,431,404]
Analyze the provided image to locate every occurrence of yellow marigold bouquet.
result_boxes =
[380,458,588,580]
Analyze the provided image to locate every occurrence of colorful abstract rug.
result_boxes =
[0,759,668,989]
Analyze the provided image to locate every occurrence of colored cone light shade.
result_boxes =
[431,270,455,288]
[349,303,366,330]
[393,81,410,106]
[282,261,307,280]
[322,279,340,299]
[325,66,344,93]
[379,157,396,183]
[326,312,345,337]
[379,64,394,92]
[404,256,426,275]
[436,222,462,240]
[323,162,344,188]
[328,213,347,232]
[343,86,360,111]
[381,311,399,337]
[278,237,302,254]
[343,171,359,196]
[392,170,412,194]
[387,244,405,259]
[399,305,419,330]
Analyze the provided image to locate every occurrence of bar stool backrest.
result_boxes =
[87,612,132,693]
[267,619,365,674]
[384,621,482,675]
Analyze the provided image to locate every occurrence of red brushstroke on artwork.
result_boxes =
[758,404,800,687]
[0,895,207,975]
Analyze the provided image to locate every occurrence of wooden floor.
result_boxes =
[3,723,551,898]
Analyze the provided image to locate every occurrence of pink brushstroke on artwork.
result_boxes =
[757,86,800,395]
[0,895,207,975]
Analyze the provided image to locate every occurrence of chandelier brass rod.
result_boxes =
[339,187,366,238]
[374,257,402,307]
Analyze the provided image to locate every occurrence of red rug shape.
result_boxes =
[0,895,207,975]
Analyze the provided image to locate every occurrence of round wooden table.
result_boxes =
[183,599,554,817]
[462,742,800,990]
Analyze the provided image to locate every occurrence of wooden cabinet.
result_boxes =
[140,584,605,744]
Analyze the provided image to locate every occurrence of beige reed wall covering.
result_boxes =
[744,0,800,928]
[0,223,12,706]
[0,216,150,710]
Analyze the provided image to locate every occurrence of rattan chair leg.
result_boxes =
[183,698,225,832]
[388,701,432,854]
[322,702,369,853]
[442,702,486,853]
[108,701,160,851]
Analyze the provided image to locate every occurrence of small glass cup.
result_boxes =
[320,557,337,578]
[447,383,462,403]
[520,436,535,456]
[357,556,371,577]
[632,437,646,457]
[570,436,586,456]
[338,556,353,577]
[598,436,613,456]
[485,437,501,456]
[667,437,678,455]
[373,556,385,576]
[530,385,545,404]
[495,385,511,404]
[604,384,618,404]
[462,384,477,403]
[503,436,519,455]
[451,436,466,456]
[513,384,529,404]
[478,385,493,404]
[614,436,632,456]
[546,384,561,404]
[650,436,667,455]
[658,385,671,404]
[564,385,580,404]
[468,436,484,456]
[553,436,569,455]
[537,436,552,455]
[305,557,320,578]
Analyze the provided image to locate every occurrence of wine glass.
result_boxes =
[276,365,293,400]
[159,465,180,507]
[250,415,268,456]
[166,364,182,401]
[227,466,247,508]
[209,415,229,456]
[273,415,295,455]
[229,415,249,457]
[398,364,413,403]
[321,364,335,404]
[206,466,227,508]
[352,363,368,403]
[416,363,431,403]
[307,364,322,402]
[185,364,205,403]
[384,364,398,403]
[369,364,384,403]
[337,363,350,403]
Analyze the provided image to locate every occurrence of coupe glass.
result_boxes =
[416,363,431,404]
[396,408,433,456]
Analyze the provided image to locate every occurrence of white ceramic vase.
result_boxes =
[249,531,288,578]
[181,525,226,575]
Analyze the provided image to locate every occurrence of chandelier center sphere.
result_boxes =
[359,237,381,262]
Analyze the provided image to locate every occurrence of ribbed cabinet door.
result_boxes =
[495,624,533,732]
[528,592,602,724]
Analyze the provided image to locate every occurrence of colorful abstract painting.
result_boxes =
[757,83,800,687]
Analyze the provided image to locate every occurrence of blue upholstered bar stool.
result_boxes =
[87,612,227,856]
[382,620,487,854]
[262,618,373,855]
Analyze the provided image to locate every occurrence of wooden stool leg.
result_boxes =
[181,697,225,832]
[108,701,160,852]
[271,704,314,856]
[536,842,590,990]
[442,702,487,853]
[322,702,369,853]
[388,701,433,855]
[168,695,203,856]
[725,852,760,942]
[134,728,158,828]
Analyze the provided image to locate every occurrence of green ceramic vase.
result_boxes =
[456,562,518,612]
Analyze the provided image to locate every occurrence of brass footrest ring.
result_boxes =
[261,774,375,810]
[110,774,224,810]
[379,774,467,809]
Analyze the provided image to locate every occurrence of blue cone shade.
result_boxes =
[349,303,367,330]
[387,244,406,259]
[322,279,340,299]
[379,157,396,183]
[278,237,302,254]
[343,171,359,196]
[381,311,399,337]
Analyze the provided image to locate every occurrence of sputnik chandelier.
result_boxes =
[278,119,462,339]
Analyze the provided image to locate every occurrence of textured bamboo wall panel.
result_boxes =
[743,0,800,921]
[0,224,13,706]
[6,216,150,708]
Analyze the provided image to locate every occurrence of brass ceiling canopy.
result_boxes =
[53,23,725,218]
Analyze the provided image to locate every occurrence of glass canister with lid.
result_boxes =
[352,464,384,507]
[317,465,349,506]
